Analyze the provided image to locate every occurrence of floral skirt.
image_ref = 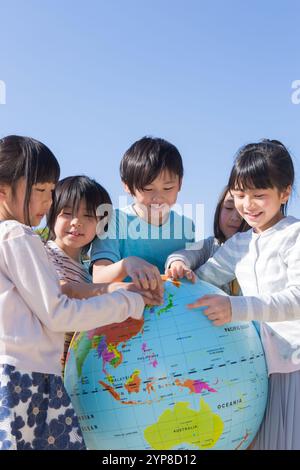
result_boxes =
[0,364,86,450]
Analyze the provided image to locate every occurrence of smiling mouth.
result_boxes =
[245,212,262,218]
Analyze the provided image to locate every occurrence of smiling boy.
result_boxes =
[91,137,195,288]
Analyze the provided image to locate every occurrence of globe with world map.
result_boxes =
[64,278,268,450]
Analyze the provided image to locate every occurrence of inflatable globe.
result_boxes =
[64,278,268,450]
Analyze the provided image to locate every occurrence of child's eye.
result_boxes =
[35,188,45,193]
[85,214,95,218]
[143,188,152,192]
[164,187,174,191]
[254,194,264,198]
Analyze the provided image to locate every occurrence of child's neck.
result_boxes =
[54,239,82,263]
[253,212,285,234]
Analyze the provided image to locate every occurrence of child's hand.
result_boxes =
[108,281,164,306]
[187,294,232,326]
[123,256,164,295]
[165,261,196,283]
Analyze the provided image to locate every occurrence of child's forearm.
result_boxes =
[60,280,111,299]
[92,260,127,284]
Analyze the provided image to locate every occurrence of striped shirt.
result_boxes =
[45,240,91,284]
[196,216,300,375]
[45,241,92,374]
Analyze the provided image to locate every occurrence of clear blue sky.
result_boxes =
[1,0,300,236]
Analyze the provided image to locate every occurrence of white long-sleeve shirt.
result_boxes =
[0,220,144,375]
[194,216,300,374]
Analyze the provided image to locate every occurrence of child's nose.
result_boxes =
[71,217,82,227]
[244,196,254,210]
[151,192,163,202]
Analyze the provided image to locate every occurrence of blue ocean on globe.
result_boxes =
[64,278,268,450]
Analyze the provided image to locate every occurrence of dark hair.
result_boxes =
[228,139,294,215]
[213,186,250,244]
[0,135,60,225]
[47,175,112,255]
[120,136,183,194]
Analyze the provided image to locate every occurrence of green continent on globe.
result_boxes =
[144,399,224,450]
[71,332,92,377]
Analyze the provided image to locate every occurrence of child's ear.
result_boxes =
[0,184,9,201]
[178,177,183,192]
[122,183,132,195]
[281,185,292,204]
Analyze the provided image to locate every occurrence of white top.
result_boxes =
[0,220,144,375]
[196,216,300,375]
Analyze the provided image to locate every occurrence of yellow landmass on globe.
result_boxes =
[144,399,223,450]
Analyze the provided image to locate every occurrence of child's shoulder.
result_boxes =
[281,215,300,231]
[272,216,300,241]
[277,216,300,243]
[226,228,252,245]
[0,220,35,241]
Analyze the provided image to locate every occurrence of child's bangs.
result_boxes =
[57,185,108,219]
[35,159,60,185]
[228,154,274,191]
[57,185,85,217]
[132,162,162,192]
[28,140,60,185]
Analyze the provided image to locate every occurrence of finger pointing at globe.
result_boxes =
[187,294,233,326]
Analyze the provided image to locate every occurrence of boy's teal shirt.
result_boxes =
[90,205,195,274]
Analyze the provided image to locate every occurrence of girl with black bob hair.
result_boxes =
[47,175,112,255]
[228,139,294,215]
[0,136,154,450]
[46,175,112,373]
[0,134,60,225]
[186,139,300,449]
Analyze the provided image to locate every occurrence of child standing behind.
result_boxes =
[0,136,158,450]
[184,140,300,450]
[165,185,249,294]
[91,136,195,290]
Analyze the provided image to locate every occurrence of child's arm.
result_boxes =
[91,207,163,292]
[92,259,125,283]
[93,257,164,294]
[60,279,163,305]
[189,232,300,325]
[195,237,237,287]
[2,224,148,331]
[165,237,216,272]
